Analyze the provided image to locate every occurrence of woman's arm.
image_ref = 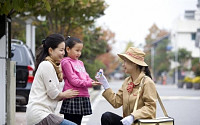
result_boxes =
[56,89,79,101]
[102,85,124,108]
[40,61,61,99]
[96,69,123,108]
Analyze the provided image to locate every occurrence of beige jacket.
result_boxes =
[102,72,157,121]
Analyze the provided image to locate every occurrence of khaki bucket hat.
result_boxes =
[117,47,148,66]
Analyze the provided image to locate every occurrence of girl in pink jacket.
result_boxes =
[60,36,100,125]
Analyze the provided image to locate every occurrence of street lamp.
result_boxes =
[151,46,155,81]
[173,33,179,85]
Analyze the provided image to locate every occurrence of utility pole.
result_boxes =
[175,33,178,85]
[151,46,155,81]
[195,29,200,62]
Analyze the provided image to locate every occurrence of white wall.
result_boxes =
[171,18,200,58]
[176,33,200,57]
[0,35,7,125]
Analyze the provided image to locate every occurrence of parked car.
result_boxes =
[11,39,35,107]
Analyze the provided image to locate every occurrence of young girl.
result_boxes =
[60,36,101,125]
[26,34,79,125]
[96,47,157,125]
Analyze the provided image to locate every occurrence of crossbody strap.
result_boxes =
[133,77,145,112]
[133,76,169,117]
[156,92,168,117]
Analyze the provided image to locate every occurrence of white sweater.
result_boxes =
[26,61,62,125]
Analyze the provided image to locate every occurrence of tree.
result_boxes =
[17,0,107,35]
[0,0,52,45]
[80,26,110,79]
[145,24,168,44]
[168,48,192,71]
[1,0,111,79]
[0,0,56,51]
[154,39,170,76]
[192,58,200,76]
[97,53,118,75]
[80,26,117,78]
[144,24,169,80]
[10,0,107,49]
[178,48,192,66]
[144,24,169,66]
[0,0,52,16]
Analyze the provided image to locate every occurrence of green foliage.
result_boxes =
[0,0,52,16]
[84,59,105,79]
[168,48,192,62]
[192,58,199,65]
[17,0,107,36]
[168,48,192,68]
[35,23,50,49]
[154,39,170,75]
[178,48,192,63]
[11,22,26,42]
[167,51,175,60]
[145,52,151,67]
[9,0,107,51]
[1,0,108,80]
[191,58,200,76]
[11,0,107,48]
[81,26,108,61]
[80,26,108,78]
[42,0,51,11]
[178,79,183,83]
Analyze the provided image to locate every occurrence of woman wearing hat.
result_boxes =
[95,47,157,125]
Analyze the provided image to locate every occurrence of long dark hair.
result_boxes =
[34,34,65,75]
[64,36,83,57]
[138,65,152,79]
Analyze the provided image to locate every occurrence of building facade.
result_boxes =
[171,1,200,58]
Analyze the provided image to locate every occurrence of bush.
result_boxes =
[191,59,200,76]
[183,76,193,83]
[178,79,183,83]
[192,76,200,84]
[84,59,105,79]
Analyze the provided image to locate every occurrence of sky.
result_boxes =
[96,0,198,54]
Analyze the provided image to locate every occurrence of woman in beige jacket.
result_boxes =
[96,47,157,125]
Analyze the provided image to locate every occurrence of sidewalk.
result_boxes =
[15,87,101,125]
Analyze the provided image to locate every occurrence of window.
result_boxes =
[191,33,196,40]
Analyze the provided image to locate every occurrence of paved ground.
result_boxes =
[15,80,200,125]
[83,81,200,125]
[15,87,101,125]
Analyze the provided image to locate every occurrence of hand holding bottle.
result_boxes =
[95,69,110,90]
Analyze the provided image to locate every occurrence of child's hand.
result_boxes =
[95,69,110,89]
[92,81,102,86]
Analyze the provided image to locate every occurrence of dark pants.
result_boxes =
[101,112,123,125]
[64,113,83,125]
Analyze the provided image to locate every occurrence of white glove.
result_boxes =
[95,69,110,89]
[121,115,134,125]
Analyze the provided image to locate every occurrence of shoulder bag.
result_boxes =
[133,77,174,125]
